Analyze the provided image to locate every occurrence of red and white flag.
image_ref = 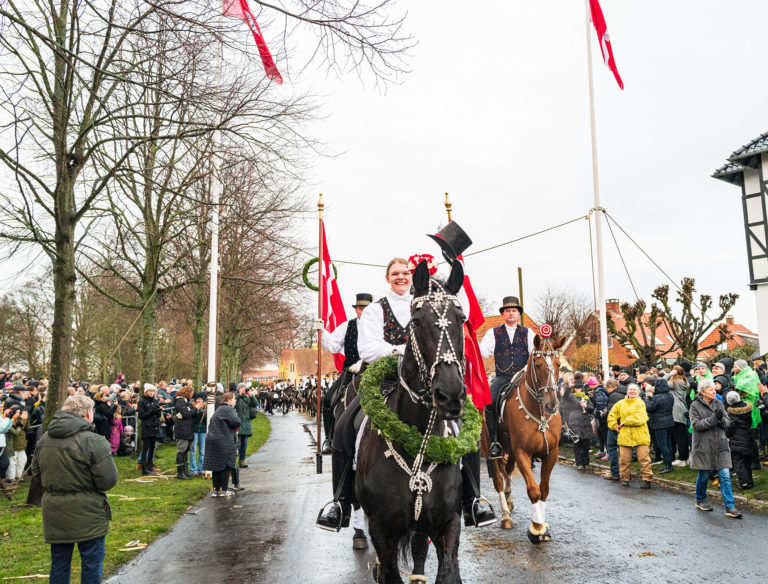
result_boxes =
[320,222,347,371]
[458,256,491,410]
[224,0,283,84]
[589,0,623,90]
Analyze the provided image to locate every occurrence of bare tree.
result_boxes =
[652,277,738,362]
[607,299,677,366]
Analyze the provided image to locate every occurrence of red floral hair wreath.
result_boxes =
[407,253,437,275]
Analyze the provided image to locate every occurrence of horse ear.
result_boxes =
[553,336,566,350]
[413,260,429,296]
[445,260,464,296]
[534,334,542,350]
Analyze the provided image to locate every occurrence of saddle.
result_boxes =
[336,376,398,458]
[496,367,526,424]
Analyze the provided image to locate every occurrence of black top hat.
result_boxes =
[426,221,472,264]
[352,293,373,308]
[499,296,523,314]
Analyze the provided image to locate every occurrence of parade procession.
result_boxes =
[3,0,768,583]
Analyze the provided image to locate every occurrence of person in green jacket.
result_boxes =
[30,393,118,584]
[732,359,761,429]
[235,383,259,468]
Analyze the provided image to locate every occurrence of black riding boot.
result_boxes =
[461,450,496,527]
[485,407,503,459]
[316,447,353,531]
[321,407,334,455]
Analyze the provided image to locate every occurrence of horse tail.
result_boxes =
[397,528,415,566]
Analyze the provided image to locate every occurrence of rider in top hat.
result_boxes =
[318,293,373,453]
[480,295,535,458]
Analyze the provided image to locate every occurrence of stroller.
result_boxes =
[117,426,136,456]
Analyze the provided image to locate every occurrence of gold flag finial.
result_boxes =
[318,193,324,218]
[444,192,452,221]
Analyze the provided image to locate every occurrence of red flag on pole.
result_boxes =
[320,222,347,371]
[223,0,283,84]
[458,256,491,410]
[588,0,623,90]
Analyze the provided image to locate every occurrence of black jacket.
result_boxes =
[643,379,674,430]
[606,385,628,415]
[725,401,755,454]
[137,395,162,438]
[173,396,197,441]
[93,400,114,439]
[203,403,240,472]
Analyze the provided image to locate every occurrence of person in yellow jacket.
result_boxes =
[607,383,653,488]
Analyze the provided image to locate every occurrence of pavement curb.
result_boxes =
[556,454,768,510]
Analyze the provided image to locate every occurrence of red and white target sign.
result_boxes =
[539,323,553,338]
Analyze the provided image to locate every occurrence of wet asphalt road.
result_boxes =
[107,411,767,584]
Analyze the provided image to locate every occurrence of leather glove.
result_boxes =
[348,360,363,374]
[391,344,406,357]
[715,408,724,420]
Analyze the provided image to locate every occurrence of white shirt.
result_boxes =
[357,286,471,364]
[479,323,535,359]
[321,320,350,355]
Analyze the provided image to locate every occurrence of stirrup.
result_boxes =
[472,496,497,528]
[488,441,503,459]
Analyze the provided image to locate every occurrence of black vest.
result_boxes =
[342,319,360,370]
[378,298,408,345]
[493,324,529,377]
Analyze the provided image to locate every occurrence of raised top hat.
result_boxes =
[352,293,373,308]
[426,221,472,264]
[499,296,523,314]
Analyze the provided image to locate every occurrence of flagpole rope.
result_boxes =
[587,214,598,311]
[604,211,640,301]
[462,216,586,258]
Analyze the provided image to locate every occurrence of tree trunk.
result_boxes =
[140,291,158,385]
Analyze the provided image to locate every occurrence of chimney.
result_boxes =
[725,315,734,326]
[606,298,620,315]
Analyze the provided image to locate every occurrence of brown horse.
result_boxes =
[481,334,566,543]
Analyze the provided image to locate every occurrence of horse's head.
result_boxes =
[405,259,466,421]
[528,334,567,416]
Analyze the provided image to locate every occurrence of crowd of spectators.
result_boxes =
[558,358,768,517]
[0,370,264,499]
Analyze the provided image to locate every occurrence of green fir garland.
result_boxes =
[358,356,481,465]
[302,257,338,291]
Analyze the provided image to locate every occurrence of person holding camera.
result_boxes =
[689,378,740,518]
[137,385,162,476]
[173,386,203,480]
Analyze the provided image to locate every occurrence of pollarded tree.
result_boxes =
[607,299,678,366]
[652,277,738,362]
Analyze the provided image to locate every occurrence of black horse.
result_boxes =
[356,260,468,584]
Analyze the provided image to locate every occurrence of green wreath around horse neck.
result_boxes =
[358,356,481,465]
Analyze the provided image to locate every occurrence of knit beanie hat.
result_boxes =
[586,377,598,387]
[734,359,749,371]
[726,391,740,406]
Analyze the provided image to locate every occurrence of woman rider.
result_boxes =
[316,255,495,533]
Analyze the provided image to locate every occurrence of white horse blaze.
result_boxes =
[530,500,546,524]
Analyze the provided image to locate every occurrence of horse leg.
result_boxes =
[434,513,462,584]
[504,457,515,515]
[513,449,549,544]
[368,520,403,584]
[410,532,429,582]
[490,458,512,530]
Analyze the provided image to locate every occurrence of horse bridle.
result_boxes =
[516,339,561,454]
[400,279,465,407]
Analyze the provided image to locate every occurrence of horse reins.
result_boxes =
[515,339,561,455]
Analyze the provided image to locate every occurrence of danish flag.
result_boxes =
[320,222,347,371]
[224,0,283,84]
[457,255,491,410]
[589,0,623,90]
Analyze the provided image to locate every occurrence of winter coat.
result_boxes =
[9,415,30,451]
[235,392,258,437]
[203,403,240,472]
[109,418,122,455]
[669,378,689,425]
[689,395,731,471]
[30,411,118,544]
[643,379,674,430]
[562,392,595,440]
[593,385,609,419]
[137,394,162,438]
[607,396,650,447]
[725,401,755,454]
[93,399,114,439]
[193,408,207,434]
[172,396,197,441]
[0,416,12,448]
[714,374,733,396]
[733,367,761,428]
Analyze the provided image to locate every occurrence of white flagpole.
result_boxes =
[206,18,224,432]
[584,0,610,382]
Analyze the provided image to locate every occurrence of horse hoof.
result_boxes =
[501,518,513,530]
[527,526,552,544]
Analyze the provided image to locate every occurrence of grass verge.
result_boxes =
[558,441,768,503]
[0,412,271,579]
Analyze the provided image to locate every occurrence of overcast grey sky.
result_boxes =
[294,0,768,333]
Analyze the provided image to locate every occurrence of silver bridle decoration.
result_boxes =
[515,339,561,455]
